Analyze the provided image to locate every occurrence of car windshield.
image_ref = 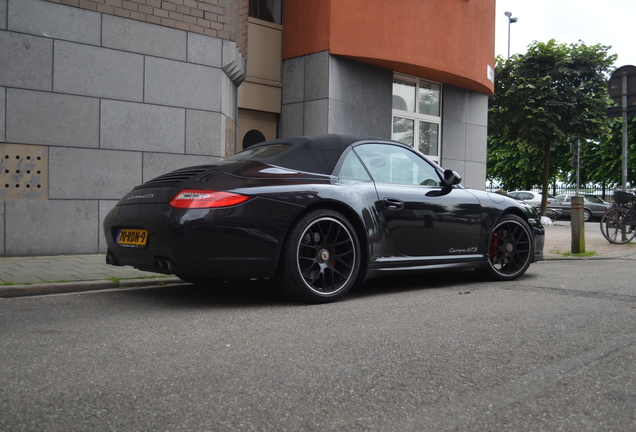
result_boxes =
[584,195,605,204]
[226,144,292,161]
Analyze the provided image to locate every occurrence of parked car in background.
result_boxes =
[508,191,555,207]
[547,194,610,221]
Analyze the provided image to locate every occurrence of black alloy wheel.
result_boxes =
[275,209,360,303]
[477,214,533,281]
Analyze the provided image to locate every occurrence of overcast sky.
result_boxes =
[494,0,636,69]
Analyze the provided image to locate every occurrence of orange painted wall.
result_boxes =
[283,0,495,94]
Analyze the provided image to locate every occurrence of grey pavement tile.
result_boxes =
[0,276,47,284]
[39,273,83,281]
[68,271,116,279]
[3,269,49,278]
[0,254,162,285]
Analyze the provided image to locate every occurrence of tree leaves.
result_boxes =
[487,40,618,208]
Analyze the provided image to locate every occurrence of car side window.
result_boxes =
[353,143,441,186]
[336,150,372,181]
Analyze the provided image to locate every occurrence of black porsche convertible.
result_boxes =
[104,134,544,303]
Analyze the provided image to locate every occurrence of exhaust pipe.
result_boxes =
[162,259,177,274]
[106,252,121,266]
[154,257,177,275]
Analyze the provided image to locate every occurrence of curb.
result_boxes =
[2,250,636,298]
[543,245,636,261]
[544,254,636,261]
[0,277,183,298]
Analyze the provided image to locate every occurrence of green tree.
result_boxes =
[487,136,569,191]
[488,40,617,213]
[579,117,636,187]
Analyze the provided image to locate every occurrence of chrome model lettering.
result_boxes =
[449,247,478,253]
[127,194,155,200]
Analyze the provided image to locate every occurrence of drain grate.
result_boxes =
[0,144,49,199]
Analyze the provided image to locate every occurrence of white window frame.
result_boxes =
[392,74,442,163]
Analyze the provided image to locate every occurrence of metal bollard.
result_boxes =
[571,195,585,254]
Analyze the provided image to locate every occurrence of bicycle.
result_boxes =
[599,189,636,244]
[533,206,562,222]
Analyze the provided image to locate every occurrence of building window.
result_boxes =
[392,75,442,162]
[249,0,283,25]
[242,129,267,149]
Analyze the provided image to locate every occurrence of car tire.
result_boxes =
[275,209,361,303]
[583,208,592,222]
[476,214,533,281]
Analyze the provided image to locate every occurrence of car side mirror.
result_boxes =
[443,169,462,186]
[426,169,462,197]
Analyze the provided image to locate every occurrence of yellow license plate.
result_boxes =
[117,229,148,246]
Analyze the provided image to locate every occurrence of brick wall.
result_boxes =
[44,0,249,56]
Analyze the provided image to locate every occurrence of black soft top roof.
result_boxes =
[226,134,384,175]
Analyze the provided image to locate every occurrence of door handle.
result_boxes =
[383,198,404,211]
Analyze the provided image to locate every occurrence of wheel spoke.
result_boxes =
[296,216,356,295]
[487,220,532,277]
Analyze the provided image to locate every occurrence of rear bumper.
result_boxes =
[106,245,276,279]
[104,198,300,280]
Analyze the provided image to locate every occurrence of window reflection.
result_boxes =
[392,81,416,112]
[419,81,440,116]
[418,122,438,156]
[391,75,442,161]
[393,117,414,146]
[337,151,372,181]
[354,143,441,186]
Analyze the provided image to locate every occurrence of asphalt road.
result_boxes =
[2,258,636,432]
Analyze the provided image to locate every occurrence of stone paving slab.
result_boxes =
[543,221,636,259]
[0,254,159,285]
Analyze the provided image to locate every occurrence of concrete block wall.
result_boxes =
[441,85,488,190]
[0,0,245,256]
[281,51,488,191]
[281,51,393,138]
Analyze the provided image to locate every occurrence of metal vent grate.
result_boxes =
[0,144,49,200]
[142,166,217,187]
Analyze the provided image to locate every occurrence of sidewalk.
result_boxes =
[0,255,182,298]
[1,221,635,298]
[543,220,636,259]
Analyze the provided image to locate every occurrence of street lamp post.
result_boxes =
[504,11,518,59]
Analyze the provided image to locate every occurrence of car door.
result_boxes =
[352,143,481,257]
[553,195,572,215]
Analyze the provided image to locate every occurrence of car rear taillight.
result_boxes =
[169,189,251,209]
